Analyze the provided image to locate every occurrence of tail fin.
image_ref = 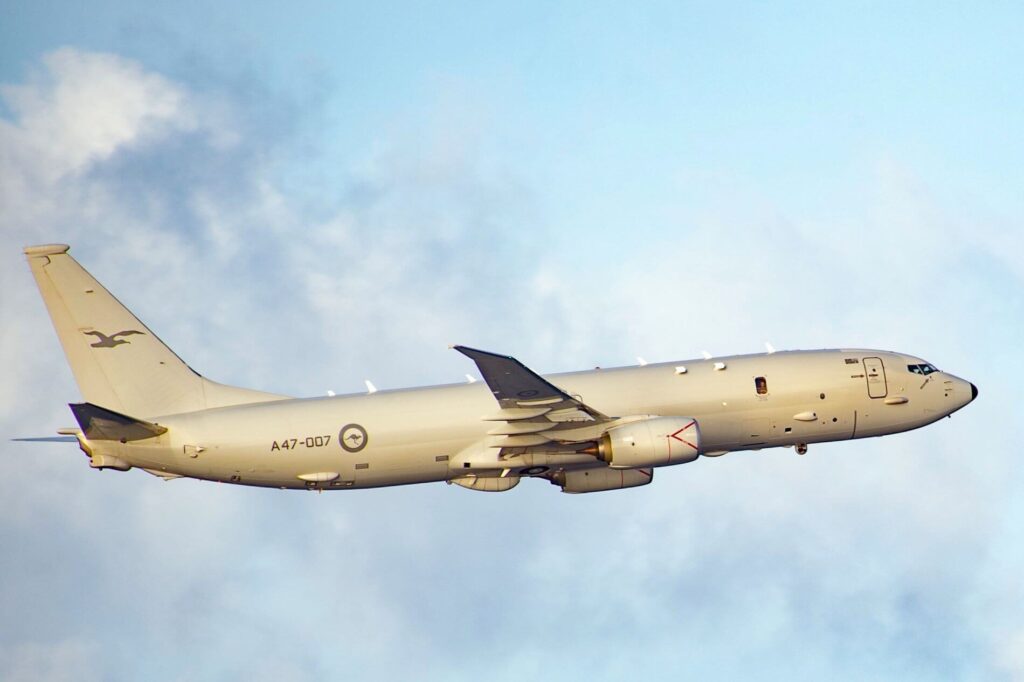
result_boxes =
[24,244,285,417]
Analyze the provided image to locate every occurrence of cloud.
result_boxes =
[0,48,197,183]
[0,46,1020,682]
[0,637,100,682]
[994,630,1024,680]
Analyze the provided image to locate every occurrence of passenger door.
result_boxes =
[863,357,888,398]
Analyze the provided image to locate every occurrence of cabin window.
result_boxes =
[754,376,768,395]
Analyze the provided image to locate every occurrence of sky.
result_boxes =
[1,2,1022,680]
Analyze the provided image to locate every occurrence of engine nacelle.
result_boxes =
[599,416,701,469]
[552,467,653,494]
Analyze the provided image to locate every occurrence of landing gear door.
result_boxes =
[863,357,888,398]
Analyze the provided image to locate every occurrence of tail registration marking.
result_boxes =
[271,435,332,451]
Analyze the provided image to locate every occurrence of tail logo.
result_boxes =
[83,330,144,348]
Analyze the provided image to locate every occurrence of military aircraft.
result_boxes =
[20,244,978,494]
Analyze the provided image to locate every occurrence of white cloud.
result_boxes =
[0,48,196,186]
[0,638,100,682]
[994,630,1024,681]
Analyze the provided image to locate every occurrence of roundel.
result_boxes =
[339,423,368,453]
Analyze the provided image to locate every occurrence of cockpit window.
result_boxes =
[908,363,939,375]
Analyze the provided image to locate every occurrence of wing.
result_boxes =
[454,345,612,450]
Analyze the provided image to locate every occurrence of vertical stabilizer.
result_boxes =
[24,244,284,417]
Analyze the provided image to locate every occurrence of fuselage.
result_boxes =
[94,349,976,490]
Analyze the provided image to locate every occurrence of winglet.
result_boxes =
[69,402,168,441]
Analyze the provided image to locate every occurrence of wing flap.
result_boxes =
[482,407,553,421]
[487,422,553,436]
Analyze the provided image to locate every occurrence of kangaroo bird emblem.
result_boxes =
[83,330,144,348]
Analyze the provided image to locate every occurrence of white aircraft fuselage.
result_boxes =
[115,349,974,490]
[21,244,977,494]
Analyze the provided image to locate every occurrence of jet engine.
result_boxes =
[597,417,701,469]
[551,467,653,494]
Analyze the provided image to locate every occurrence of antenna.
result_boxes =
[364,380,377,394]
[637,356,648,366]
[764,342,776,354]
[465,374,477,384]
[702,350,712,360]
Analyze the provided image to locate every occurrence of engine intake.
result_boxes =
[598,416,701,469]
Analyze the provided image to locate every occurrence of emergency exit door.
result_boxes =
[863,357,888,398]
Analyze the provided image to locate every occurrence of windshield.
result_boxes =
[907,363,939,375]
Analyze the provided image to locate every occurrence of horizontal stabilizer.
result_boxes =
[11,436,79,443]
[69,402,168,441]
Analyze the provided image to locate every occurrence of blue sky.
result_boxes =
[1,3,1022,681]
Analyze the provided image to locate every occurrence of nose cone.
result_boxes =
[949,376,978,414]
